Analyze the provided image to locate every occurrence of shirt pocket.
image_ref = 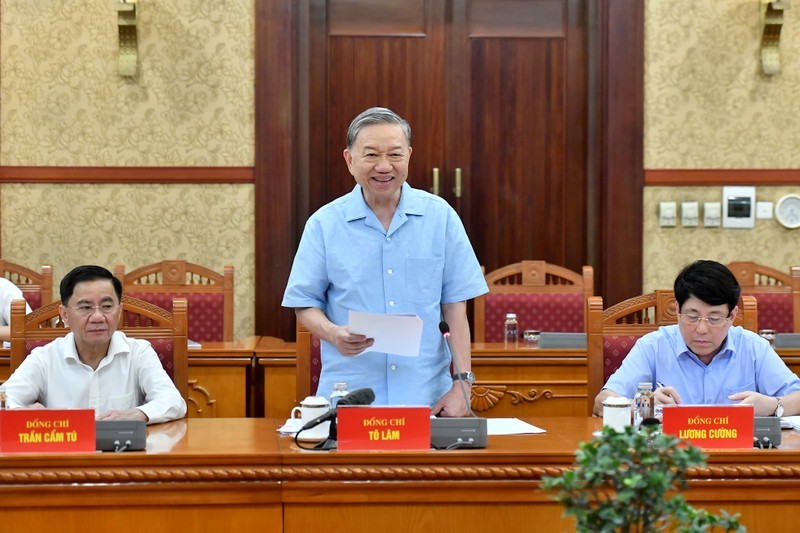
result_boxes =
[407,258,444,305]
[724,381,756,399]
[108,392,135,410]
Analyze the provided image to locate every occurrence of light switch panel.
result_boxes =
[704,202,721,227]
[756,201,774,219]
[659,202,677,227]
[681,202,699,227]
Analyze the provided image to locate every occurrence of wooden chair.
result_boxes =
[0,260,53,310]
[586,290,758,415]
[726,261,800,333]
[9,296,189,402]
[115,260,234,342]
[474,260,594,342]
[296,321,322,402]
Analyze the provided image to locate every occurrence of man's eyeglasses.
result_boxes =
[69,304,119,316]
[678,313,731,328]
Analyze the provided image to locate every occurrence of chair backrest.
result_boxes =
[726,261,800,333]
[474,260,594,342]
[9,296,189,402]
[0,260,53,310]
[295,321,322,402]
[115,260,234,342]
[586,290,758,414]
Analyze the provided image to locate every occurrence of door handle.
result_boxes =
[431,167,440,196]
[453,168,462,199]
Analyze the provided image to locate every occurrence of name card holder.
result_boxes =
[661,404,754,449]
[0,409,96,453]
[337,406,430,451]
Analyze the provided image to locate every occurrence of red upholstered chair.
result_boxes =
[9,296,189,402]
[296,321,322,401]
[0,260,53,310]
[474,260,594,342]
[115,260,234,342]
[727,261,800,333]
[586,290,758,414]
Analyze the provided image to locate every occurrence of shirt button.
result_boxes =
[387,268,393,275]
[386,237,391,241]
[390,364,397,371]
[389,300,395,307]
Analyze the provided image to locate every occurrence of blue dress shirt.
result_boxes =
[604,324,800,403]
[282,183,488,406]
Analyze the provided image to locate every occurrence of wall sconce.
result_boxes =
[760,0,790,75]
[115,0,138,76]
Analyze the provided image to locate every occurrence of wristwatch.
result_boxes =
[453,371,476,385]
[774,396,784,418]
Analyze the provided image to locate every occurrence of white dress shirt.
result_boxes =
[3,331,187,424]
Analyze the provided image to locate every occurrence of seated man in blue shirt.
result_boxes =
[593,260,800,417]
[282,107,488,417]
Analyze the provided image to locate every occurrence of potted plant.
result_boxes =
[542,425,745,532]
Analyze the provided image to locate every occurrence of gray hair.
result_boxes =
[346,107,411,149]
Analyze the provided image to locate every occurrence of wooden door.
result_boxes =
[255,0,644,341]
[299,0,587,273]
[444,0,588,273]
[300,0,447,221]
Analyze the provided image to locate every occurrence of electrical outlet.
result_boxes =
[659,202,677,227]
[704,202,721,227]
[756,201,774,219]
[681,202,699,227]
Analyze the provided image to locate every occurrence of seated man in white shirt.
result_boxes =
[3,265,186,424]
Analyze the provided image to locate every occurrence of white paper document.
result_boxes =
[348,311,423,357]
[781,416,800,430]
[487,418,546,435]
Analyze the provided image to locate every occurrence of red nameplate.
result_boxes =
[661,404,754,449]
[337,406,431,451]
[0,409,96,453]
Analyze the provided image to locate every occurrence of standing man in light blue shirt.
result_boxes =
[594,260,800,417]
[282,107,488,416]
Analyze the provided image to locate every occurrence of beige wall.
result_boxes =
[0,1,256,339]
[644,0,800,290]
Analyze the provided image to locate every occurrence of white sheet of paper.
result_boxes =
[487,418,546,435]
[348,311,423,357]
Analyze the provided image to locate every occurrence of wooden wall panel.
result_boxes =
[469,38,572,267]
[469,0,565,37]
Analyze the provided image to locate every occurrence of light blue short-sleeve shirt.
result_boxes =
[604,324,800,403]
[282,183,488,406]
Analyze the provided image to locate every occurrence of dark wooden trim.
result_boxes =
[592,0,644,308]
[0,166,254,184]
[645,169,800,186]
[254,0,297,340]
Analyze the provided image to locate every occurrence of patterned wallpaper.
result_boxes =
[645,0,800,168]
[0,0,254,165]
[0,183,256,339]
[644,1,800,290]
[0,1,257,339]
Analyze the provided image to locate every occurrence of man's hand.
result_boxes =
[329,325,374,356]
[97,408,148,422]
[728,391,778,416]
[431,382,470,417]
[654,385,682,406]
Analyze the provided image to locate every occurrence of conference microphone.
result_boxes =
[300,387,376,431]
[438,321,478,419]
[433,320,487,449]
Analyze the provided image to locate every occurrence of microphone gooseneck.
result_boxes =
[438,320,477,418]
